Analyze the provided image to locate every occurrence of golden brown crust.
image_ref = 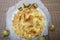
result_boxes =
[12,8,45,39]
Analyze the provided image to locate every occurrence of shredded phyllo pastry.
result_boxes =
[12,4,45,40]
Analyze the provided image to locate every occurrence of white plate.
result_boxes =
[6,0,51,40]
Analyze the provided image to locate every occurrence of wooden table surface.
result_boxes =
[0,0,60,40]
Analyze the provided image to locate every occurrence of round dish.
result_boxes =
[6,0,51,40]
[12,7,45,40]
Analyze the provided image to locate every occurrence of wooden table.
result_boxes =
[0,0,60,40]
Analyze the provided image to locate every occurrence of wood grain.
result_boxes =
[0,0,60,40]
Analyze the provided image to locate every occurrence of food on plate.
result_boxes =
[32,3,38,8]
[18,3,38,11]
[18,7,23,11]
[23,3,31,8]
[12,3,45,40]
